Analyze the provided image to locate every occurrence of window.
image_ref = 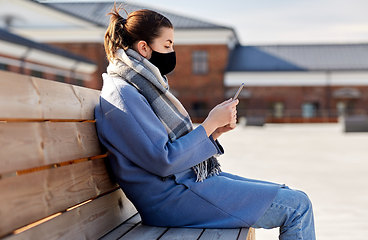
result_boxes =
[336,101,346,116]
[55,75,65,83]
[0,63,8,71]
[192,102,208,118]
[336,101,355,116]
[31,70,43,78]
[74,78,83,87]
[301,102,319,118]
[192,51,208,75]
[273,102,284,118]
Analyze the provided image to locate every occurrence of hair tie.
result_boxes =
[118,17,127,32]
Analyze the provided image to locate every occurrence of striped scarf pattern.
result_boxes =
[107,48,221,182]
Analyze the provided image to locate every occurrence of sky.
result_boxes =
[43,0,368,45]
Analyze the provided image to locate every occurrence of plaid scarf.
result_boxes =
[107,48,221,182]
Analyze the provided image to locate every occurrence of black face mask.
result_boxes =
[148,50,176,76]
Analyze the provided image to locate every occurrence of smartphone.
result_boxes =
[233,83,244,100]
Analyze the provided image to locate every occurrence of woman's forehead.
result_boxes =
[157,27,174,42]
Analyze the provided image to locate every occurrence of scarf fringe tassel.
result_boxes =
[193,156,221,182]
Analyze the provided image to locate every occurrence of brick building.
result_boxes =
[225,44,368,123]
[2,0,367,123]
[0,28,96,85]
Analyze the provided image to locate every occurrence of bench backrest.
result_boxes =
[0,70,136,239]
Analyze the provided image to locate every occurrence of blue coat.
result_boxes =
[95,74,282,228]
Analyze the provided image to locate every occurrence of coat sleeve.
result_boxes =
[98,82,220,177]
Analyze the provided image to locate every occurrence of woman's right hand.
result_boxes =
[201,98,239,137]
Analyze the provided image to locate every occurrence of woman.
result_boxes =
[95,5,316,240]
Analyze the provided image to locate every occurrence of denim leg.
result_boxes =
[251,187,316,240]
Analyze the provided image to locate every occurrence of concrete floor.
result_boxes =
[216,122,368,240]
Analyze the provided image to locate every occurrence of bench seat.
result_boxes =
[101,213,254,240]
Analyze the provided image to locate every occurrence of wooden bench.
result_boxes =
[0,70,255,240]
[344,115,368,132]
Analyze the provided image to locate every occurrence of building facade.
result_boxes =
[225,45,368,123]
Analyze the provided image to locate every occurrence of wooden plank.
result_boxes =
[0,158,118,238]
[159,227,204,240]
[0,71,42,119]
[32,76,99,120]
[199,228,240,240]
[0,122,42,174]
[0,71,100,120]
[244,228,255,240]
[5,189,137,240]
[100,214,141,240]
[72,84,101,120]
[0,121,102,174]
[237,228,250,240]
[118,223,167,240]
[40,122,102,164]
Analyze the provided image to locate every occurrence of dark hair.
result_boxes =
[104,3,173,61]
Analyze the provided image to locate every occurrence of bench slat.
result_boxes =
[0,71,41,119]
[0,158,118,238]
[0,70,100,121]
[159,228,203,240]
[99,214,142,240]
[0,122,102,174]
[199,228,241,240]
[239,228,254,240]
[32,76,100,120]
[72,84,101,120]
[5,189,136,240]
[118,223,167,240]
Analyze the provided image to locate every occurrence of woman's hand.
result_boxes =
[212,123,237,140]
[201,98,238,137]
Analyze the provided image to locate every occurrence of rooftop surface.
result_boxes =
[39,1,232,30]
[217,121,368,240]
[226,44,368,72]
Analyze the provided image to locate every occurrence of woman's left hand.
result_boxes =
[212,122,237,140]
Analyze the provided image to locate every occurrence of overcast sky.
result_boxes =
[43,0,368,45]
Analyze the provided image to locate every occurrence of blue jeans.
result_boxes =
[251,187,316,240]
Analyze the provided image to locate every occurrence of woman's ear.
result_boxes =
[136,40,151,58]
